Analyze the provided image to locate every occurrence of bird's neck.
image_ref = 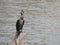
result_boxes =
[19,17,24,25]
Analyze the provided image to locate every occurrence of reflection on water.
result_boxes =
[0,0,60,45]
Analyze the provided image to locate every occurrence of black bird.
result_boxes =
[15,10,24,39]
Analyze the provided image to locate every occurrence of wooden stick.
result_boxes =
[12,33,24,45]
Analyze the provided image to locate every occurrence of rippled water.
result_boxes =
[0,0,60,45]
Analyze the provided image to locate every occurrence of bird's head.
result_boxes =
[20,10,24,15]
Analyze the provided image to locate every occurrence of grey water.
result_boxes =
[0,0,60,45]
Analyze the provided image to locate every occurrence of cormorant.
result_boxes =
[16,10,24,39]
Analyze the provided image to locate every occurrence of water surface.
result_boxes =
[0,0,60,45]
